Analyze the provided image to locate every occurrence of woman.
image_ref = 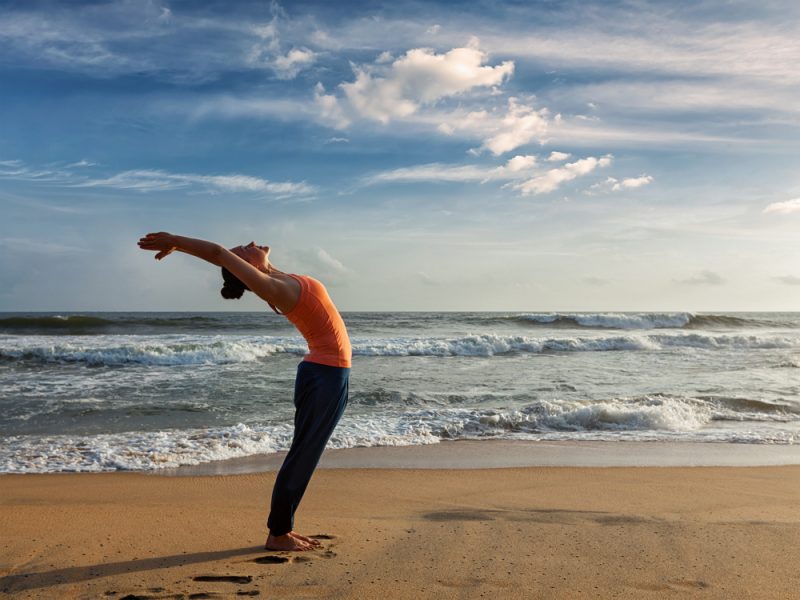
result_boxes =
[138,232,351,552]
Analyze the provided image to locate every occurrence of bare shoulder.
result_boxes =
[269,272,302,313]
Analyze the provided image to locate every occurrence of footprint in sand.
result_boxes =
[193,575,253,584]
[310,534,336,540]
[253,555,291,564]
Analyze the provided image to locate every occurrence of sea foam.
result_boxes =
[3,395,798,473]
[2,331,797,366]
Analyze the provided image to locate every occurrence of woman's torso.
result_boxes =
[278,274,351,368]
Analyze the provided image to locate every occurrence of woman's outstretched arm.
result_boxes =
[138,232,294,308]
[138,232,224,264]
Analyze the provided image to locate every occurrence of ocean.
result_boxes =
[1,311,798,473]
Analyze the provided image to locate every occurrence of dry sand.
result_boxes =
[2,464,800,599]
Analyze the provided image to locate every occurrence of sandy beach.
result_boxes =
[2,444,800,599]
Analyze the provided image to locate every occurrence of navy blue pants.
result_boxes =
[267,361,350,536]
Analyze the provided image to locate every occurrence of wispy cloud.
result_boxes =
[64,160,96,168]
[315,248,351,276]
[296,247,354,285]
[246,4,318,80]
[76,170,314,197]
[763,198,800,215]
[487,17,800,85]
[582,276,609,286]
[0,237,88,255]
[511,155,612,196]
[0,160,314,198]
[0,1,319,83]
[676,270,726,286]
[364,154,537,185]
[774,275,800,286]
[365,152,621,197]
[418,271,439,286]
[0,160,74,183]
[548,118,743,149]
[189,96,313,121]
[468,98,550,156]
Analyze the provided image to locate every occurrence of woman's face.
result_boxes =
[231,241,271,270]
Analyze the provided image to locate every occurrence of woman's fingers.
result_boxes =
[138,232,177,261]
[138,233,173,247]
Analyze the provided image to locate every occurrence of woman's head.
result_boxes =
[220,242,272,300]
[231,241,271,269]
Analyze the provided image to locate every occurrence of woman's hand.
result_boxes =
[138,232,178,261]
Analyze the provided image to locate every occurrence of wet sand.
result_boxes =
[2,453,800,598]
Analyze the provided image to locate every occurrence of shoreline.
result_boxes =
[157,439,800,476]
[4,440,800,478]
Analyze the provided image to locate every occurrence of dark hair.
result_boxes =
[220,267,250,300]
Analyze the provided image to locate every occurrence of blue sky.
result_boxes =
[1,0,798,311]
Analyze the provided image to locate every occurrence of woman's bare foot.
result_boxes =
[289,531,322,547]
[265,533,314,551]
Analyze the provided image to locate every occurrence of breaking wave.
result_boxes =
[2,331,797,366]
[511,312,780,330]
[3,394,798,472]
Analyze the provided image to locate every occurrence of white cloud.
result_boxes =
[587,174,652,194]
[611,175,653,191]
[478,98,550,155]
[608,175,653,192]
[676,270,726,286]
[327,43,514,125]
[420,97,551,155]
[763,198,800,215]
[587,177,617,194]
[272,47,317,79]
[366,163,494,184]
[547,151,571,162]
[65,159,96,168]
[505,155,537,172]
[513,155,612,196]
[314,83,352,129]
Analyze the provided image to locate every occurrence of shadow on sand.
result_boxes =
[0,545,264,594]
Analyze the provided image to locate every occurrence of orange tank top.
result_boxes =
[276,274,352,368]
